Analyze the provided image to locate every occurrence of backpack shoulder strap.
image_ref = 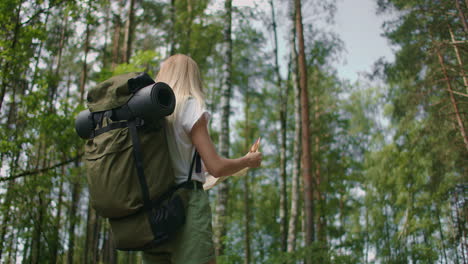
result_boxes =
[187,150,202,182]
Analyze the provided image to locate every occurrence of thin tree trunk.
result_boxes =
[111,9,122,69]
[0,153,21,259]
[295,0,314,256]
[80,8,91,105]
[455,0,468,34]
[435,47,468,151]
[67,170,82,264]
[31,187,45,263]
[101,225,116,264]
[269,0,288,253]
[50,171,65,264]
[108,231,117,264]
[170,0,176,55]
[214,0,232,257]
[54,10,68,76]
[0,3,22,112]
[287,4,301,252]
[6,229,16,264]
[48,8,68,110]
[100,226,108,263]
[243,81,251,264]
[29,100,48,264]
[314,93,326,248]
[85,202,100,264]
[23,231,30,263]
[436,207,449,264]
[449,27,468,93]
[243,175,251,264]
[122,0,136,63]
[29,10,49,93]
[69,64,87,262]
[185,0,193,54]
[365,201,369,263]
[101,3,110,69]
[94,216,102,263]
[453,189,467,264]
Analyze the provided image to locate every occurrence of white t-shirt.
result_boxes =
[165,98,210,184]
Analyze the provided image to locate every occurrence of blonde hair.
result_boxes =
[156,54,205,122]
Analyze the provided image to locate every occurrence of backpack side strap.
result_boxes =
[128,118,159,236]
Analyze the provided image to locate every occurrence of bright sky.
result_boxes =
[330,0,395,82]
[231,0,396,83]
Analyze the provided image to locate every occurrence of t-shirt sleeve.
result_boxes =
[180,99,211,135]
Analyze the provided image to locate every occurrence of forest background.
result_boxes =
[0,0,466,263]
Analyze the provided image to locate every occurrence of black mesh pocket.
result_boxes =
[149,194,186,244]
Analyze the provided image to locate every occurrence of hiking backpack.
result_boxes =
[75,72,200,250]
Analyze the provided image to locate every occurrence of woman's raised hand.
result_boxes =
[244,151,262,168]
[244,137,262,168]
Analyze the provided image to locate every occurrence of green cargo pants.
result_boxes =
[142,184,215,264]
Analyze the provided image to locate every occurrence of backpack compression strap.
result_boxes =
[127,118,160,236]
[127,119,201,222]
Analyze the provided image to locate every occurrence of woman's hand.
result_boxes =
[191,114,263,177]
[244,152,262,168]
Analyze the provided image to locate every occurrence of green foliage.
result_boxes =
[101,50,161,81]
[0,0,465,262]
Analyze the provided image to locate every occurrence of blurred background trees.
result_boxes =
[0,0,466,263]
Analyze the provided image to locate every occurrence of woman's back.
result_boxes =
[165,97,209,184]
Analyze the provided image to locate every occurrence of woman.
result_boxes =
[143,54,262,264]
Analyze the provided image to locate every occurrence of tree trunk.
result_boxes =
[295,0,314,256]
[0,180,14,259]
[80,10,91,105]
[0,153,21,260]
[183,0,193,54]
[436,207,448,264]
[23,232,31,263]
[243,80,251,264]
[0,3,22,113]
[269,0,288,253]
[287,4,301,253]
[6,229,16,264]
[214,0,232,257]
[455,0,468,34]
[101,225,116,264]
[67,168,82,264]
[122,0,136,63]
[30,10,49,93]
[84,202,92,263]
[243,176,251,264]
[101,3,110,69]
[85,202,101,264]
[30,135,50,264]
[54,10,68,76]
[435,47,468,151]
[449,27,468,93]
[112,0,124,69]
[314,92,327,249]
[31,189,46,263]
[50,171,65,264]
[48,8,68,111]
[170,0,176,55]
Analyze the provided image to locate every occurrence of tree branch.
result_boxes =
[21,7,52,26]
[449,90,468,98]
[0,154,82,182]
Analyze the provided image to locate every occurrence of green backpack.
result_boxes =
[75,72,199,250]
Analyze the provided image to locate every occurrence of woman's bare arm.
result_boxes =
[189,114,262,178]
